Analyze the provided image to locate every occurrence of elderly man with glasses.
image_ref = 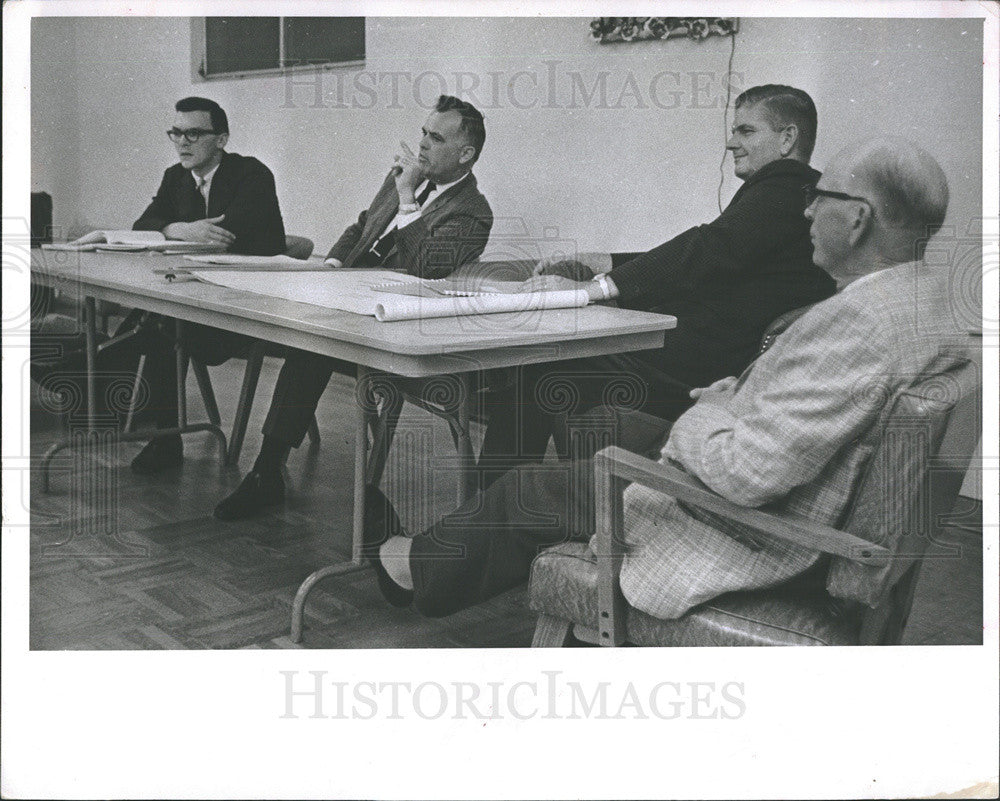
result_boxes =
[365,136,965,621]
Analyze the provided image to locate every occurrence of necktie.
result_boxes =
[191,175,207,217]
[732,311,798,392]
[367,182,437,265]
[417,181,436,205]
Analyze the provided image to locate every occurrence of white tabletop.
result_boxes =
[32,251,676,377]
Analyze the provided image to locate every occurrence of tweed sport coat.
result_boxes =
[325,171,493,279]
[613,261,969,620]
[133,151,286,256]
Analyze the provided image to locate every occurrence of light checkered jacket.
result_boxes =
[615,261,969,620]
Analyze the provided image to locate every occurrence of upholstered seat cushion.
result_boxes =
[528,542,863,646]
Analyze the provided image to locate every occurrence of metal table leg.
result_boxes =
[353,365,370,565]
[84,296,97,430]
[289,364,373,643]
[39,302,228,491]
[288,369,480,644]
[455,373,476,502]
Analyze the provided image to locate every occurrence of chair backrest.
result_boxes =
[824,358,980,642]
[31,191,53,247]
[284,235,314,260]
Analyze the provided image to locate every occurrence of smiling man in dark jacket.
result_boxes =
[477,84,836,485]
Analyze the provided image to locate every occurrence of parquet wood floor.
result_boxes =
[28,344,984,649]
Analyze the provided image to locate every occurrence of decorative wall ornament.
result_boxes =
[590,17,739,44]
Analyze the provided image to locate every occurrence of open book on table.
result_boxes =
[42,230,224,253]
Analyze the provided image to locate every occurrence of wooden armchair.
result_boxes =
[529,359,980,647]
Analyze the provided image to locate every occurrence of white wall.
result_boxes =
[32,16,983,260]
[31,18,81,243]
[30,15,986,500]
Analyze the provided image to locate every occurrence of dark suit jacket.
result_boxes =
[133,151,286,256]
[608,158,836,388]
[326,172,493,279]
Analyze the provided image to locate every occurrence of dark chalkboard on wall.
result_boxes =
[195,17,364,79]
[284,17,365,66]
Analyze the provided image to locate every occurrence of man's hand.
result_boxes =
[533,251,613,277]
[519,274,584,293]
[163,215,235,247]
[393,141,426,201]
[532,259,593,282]
[689,376,738,400]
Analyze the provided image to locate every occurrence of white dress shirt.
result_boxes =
[325,172,470,268]
[192,163,220,207]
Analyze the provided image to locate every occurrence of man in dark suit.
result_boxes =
[106,96,287,474]
[132,98,285,254]
[476,84,836,487]
[212,95,493,519]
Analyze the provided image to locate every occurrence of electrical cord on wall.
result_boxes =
[717,25,738,214]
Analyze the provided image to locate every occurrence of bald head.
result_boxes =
[806,138,950,287]
[836,137,949,260]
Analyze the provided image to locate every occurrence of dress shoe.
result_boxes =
[363,485,414,608]
[130,434,183,475]
[213,470,285,521]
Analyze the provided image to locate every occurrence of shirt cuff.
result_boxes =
[324,258,343,268]
[593,274,619,300]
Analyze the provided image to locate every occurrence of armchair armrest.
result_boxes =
[591,446,890,646]
[596,447,890,562]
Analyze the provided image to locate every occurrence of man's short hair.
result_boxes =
[435,95,485,162]
[735,85,817,160]
[175,96,229,135]
[856,138,950,260]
